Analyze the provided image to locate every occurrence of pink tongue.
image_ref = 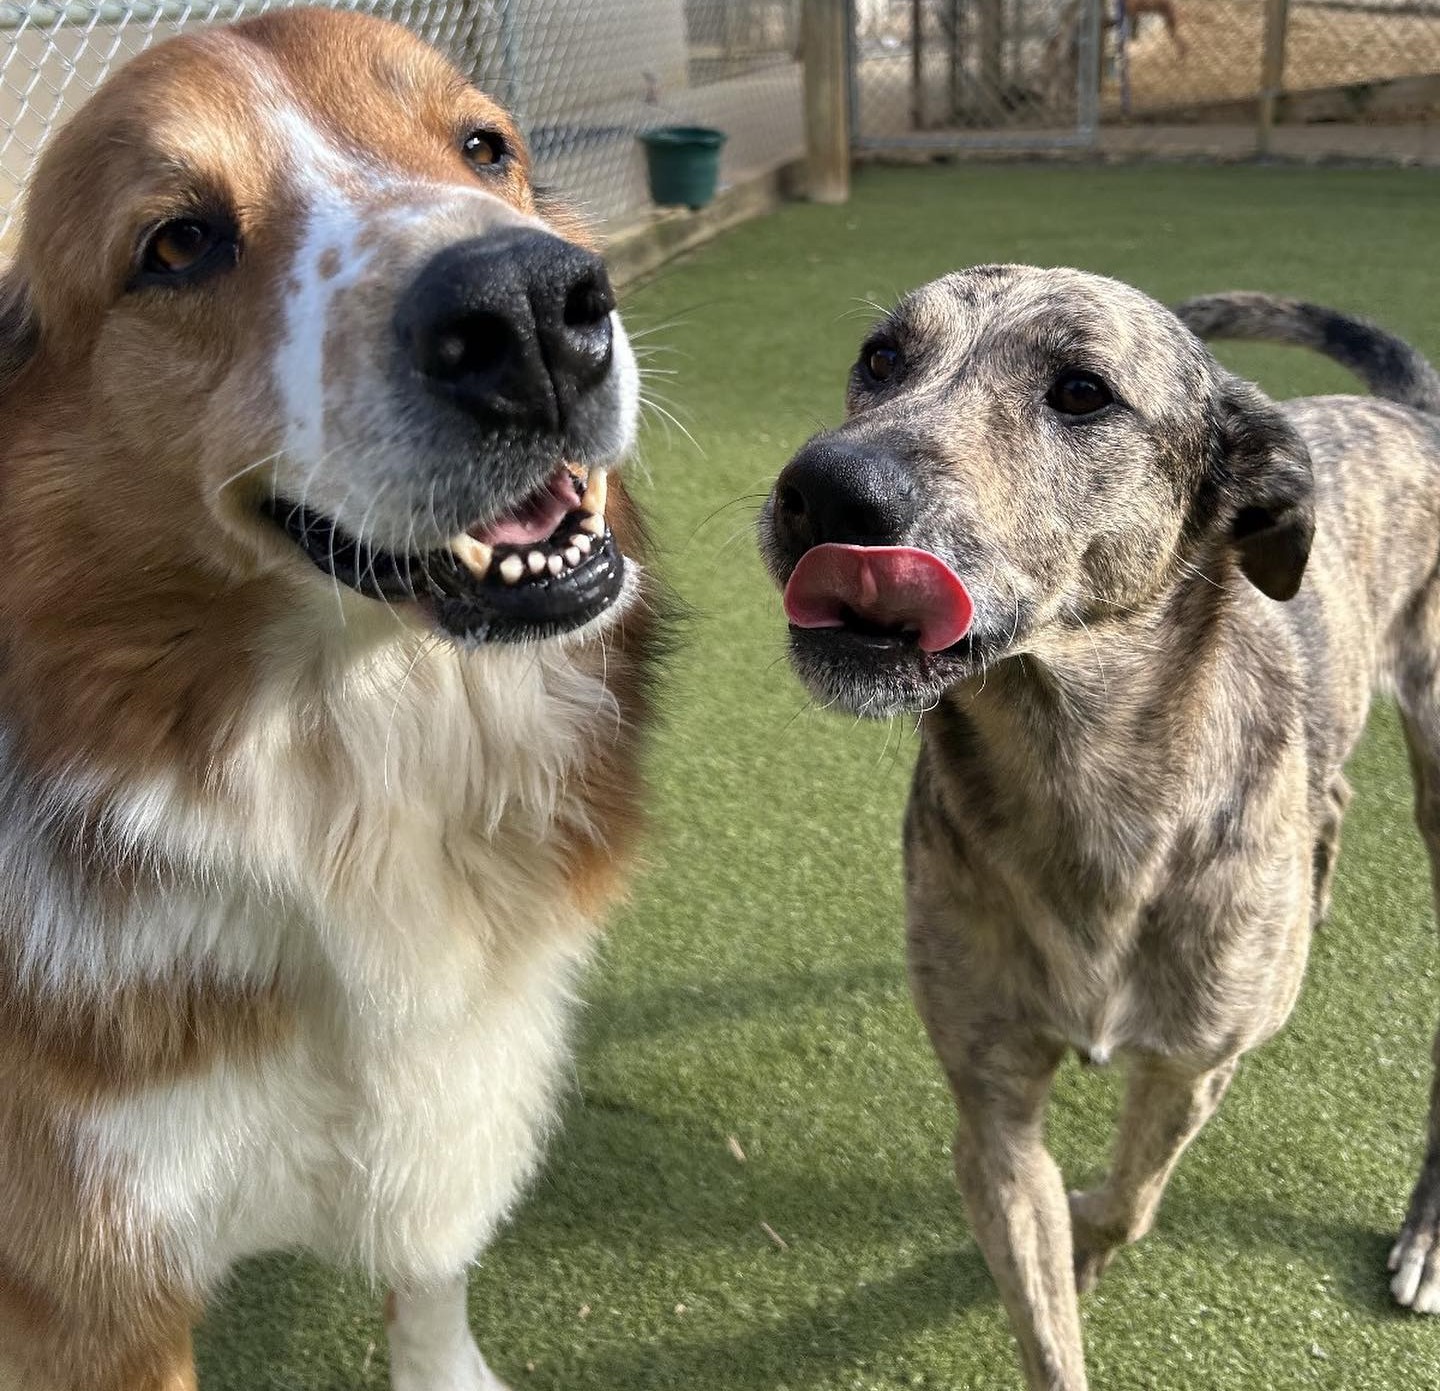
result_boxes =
[783,544,975,653]
[470,467,576,546]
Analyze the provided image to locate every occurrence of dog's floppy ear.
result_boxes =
[1211,373,1314,601]
[0,263,38,398]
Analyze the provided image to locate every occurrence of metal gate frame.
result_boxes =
[848,0,1102,153]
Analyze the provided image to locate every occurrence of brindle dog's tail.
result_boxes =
[1177,291,1440,415]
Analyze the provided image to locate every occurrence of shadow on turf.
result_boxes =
[534,1246,997,1391]
[1160,1191,1404,1314]
[581,961,911,1047]
[197,1201,1405,1391]
[198,1245,999,1391]
[195,1150,1408,1391]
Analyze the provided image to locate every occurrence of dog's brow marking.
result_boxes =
[240,44,374,188]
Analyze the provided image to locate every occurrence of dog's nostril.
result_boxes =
[562,272,615,332]
[779,485,807,518]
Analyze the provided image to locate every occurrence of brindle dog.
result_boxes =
[758,267,1440,1390]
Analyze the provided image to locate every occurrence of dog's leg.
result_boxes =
[1390,681,1440,1313]
[1311,773,1353,928]
[1069,1054,1238,1291]
[386,1277,508,1391]
[946,1037,1088,1391]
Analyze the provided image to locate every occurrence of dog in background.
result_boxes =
[0,10,661,1389]
[1118,0,1186,55]
[761,266,1440,1389]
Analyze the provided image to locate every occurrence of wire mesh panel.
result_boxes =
[0,0,804,243]
[1283,0,1440,105]
[1104,0,1440,119]
[851,0,1102,149]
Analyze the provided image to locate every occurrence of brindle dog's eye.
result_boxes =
[143,219,219,276]
[864,343,899,384]
[1046,368,1115,417]
[462,131,507,169]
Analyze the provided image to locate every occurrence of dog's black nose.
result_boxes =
[772,437,920,555]
[396,229,615,429]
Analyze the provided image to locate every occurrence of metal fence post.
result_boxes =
[497,0,522,128]
[1258,0,1291,155]
[1076,0,1102,147]
[911,0,924,129]
[977,0,1004,103]
[803,0,851,203]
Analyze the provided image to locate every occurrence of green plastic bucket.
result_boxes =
[639,125,727,210]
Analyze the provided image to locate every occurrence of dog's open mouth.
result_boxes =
[783,544,974,651]
[263,464,624,643]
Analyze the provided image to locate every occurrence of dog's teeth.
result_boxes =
[580,467,608,517]
[578,513,605,536]
[527,550,547,575]
[499,554,524,585]
[452,536,493,579]
[563,546,581,567]
[547,554,564,576]
[570,534,592,555]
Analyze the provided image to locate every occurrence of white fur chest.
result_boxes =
[43,630,616,1293]
[86,904,588,1292]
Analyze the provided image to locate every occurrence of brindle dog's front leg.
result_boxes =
[950,1048,1082,1391]
[908,858,1088,1387]
[943,1031,1086,1391]
[1068,1053,1239,1291]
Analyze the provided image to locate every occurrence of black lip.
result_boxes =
[786,623,990,714]
[789,623,976,663]
[262,497,625,644]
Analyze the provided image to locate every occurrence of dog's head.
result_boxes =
[0,9,639,648]
[760,265,1314,716]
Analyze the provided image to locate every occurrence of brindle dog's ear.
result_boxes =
[0,264,38,397]
[1213,373,1315,601]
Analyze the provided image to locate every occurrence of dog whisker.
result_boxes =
[213,450,285,498]
[638,394,703,456]
[382,633,438,798]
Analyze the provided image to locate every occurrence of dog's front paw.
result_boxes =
[1068,1188,1122,1294]
[391,1357,510,1391]
[1391,1179,1440,1314]
[391,1346,510,1391]
[1072,1240,1116,1294]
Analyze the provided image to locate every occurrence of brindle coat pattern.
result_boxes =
[760,268,1440,1389]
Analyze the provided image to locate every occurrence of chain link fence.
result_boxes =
[1118,0,1440,120]
[852,0,1099,145]
[853,0,1440,153]
[0,0,805,244]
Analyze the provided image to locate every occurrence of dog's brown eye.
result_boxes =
[462,131,507,169]
[1046,369,1115,417]
[865,344,899,383]
[141,219,222,278]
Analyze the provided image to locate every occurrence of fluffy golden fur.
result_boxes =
[0,11,661,1389]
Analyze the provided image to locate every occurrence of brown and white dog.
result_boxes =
[0,10,662,1390]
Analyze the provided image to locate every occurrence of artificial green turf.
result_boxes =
[196,165,1440,1389]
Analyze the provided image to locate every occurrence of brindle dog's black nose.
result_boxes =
[397,229,615,430]
[772,436,921,557]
